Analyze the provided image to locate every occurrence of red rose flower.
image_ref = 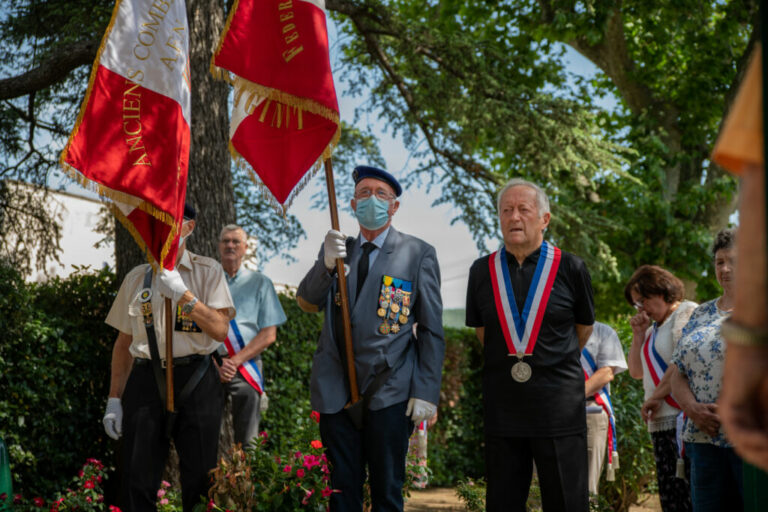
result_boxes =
[310,411,320,423]
[296,469,305,478]
[310,440,323,449]
[33,497,45,507]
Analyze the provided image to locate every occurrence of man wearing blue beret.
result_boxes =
[297,165,445,512]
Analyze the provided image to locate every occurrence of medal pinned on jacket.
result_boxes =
[377,275,412,335]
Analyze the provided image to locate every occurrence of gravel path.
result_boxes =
[404,488,662,511]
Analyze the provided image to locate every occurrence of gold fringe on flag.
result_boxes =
[228,125,339,217]
[61,162,181,271]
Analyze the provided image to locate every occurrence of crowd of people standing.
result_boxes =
[97,45,767,512]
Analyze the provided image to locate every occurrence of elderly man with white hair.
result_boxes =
[217,224,287,448]
[465,178,595,511]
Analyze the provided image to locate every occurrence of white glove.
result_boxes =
[103,397,123,440]
[405,398,437,424]
[157,268,188,302]
[323,230,347,270]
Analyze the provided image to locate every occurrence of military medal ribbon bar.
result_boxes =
[488,241,561,382]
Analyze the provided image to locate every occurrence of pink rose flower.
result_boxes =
[296,469,305,478]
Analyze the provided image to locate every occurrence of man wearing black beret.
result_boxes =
[297,165,445,511]
[102,204,235,511]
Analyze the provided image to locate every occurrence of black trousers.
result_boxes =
[319,400,413,512]
[485,433,589,512]
[120,361,224,512]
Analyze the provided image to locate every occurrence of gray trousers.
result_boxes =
[221,366,262,448]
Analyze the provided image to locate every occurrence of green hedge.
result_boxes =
[260,293,324,449]
[427,327,484,486]
[0,264,116,498]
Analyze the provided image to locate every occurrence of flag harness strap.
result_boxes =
[141,268,212,438]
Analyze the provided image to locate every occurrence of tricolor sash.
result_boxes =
[642,326,680,409]
[224,319,264,394]
[675,411,687,478]
[488,241,562,357]
[582,348,619,475]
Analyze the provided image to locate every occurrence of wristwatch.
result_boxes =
[180,296,198,315]
[720,318,768,347]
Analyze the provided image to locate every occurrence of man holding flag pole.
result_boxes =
[59,0,236,508]
[103,205,234,511]
[210,0,444,509]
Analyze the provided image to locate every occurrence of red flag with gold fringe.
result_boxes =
[61,0,191,270]
[211,0,340,209]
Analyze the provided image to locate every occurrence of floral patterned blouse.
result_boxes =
[671,298,730,446]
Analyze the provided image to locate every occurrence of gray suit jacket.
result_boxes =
[297,227,445,414]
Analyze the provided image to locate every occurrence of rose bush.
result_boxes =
[2,459,116,512]
[204,426,333,512]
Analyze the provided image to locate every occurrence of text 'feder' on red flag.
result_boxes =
[211,0,341,210]
[60,0,192,270]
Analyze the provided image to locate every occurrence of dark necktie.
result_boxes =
[356,242,376,296]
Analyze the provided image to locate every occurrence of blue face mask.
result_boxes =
[354,196,391,230]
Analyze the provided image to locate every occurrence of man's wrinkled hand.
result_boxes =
[719,344,768,470]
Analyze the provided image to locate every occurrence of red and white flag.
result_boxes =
[211,0,340,208]
[61,0,191,270]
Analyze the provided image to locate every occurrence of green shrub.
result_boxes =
[259,293,324,451]
[427,327,484,486]
[0,263,116,498]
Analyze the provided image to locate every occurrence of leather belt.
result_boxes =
[134,354,205,369]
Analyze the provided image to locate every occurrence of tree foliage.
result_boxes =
[326,0,752,312]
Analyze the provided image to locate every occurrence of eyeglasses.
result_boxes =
[354,188,395,201]
[633,298,647,311]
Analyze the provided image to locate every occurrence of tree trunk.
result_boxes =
[159,0,236,491]
[184,0,236,260]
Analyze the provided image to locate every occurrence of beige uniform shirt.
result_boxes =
[106,250,236,359]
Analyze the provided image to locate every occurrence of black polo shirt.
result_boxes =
[465,245,595,437]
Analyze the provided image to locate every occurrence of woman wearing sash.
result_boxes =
[625,265,697,512]
[669,229,742,511]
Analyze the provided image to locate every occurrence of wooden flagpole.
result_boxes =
[324,158,360,405]
[165,297,174,411]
